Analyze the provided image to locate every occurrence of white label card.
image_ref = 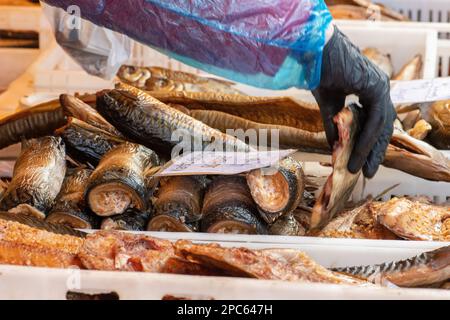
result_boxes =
[156,149,298,176]
[390,77,450,104]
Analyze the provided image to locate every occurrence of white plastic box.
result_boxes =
[0,237,448,300]
[0,5,41,91]
[32,25,439,98]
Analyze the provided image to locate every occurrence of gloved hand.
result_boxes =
[312,25,396,178]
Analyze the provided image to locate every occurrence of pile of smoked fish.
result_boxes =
[0,215,448,289]
[0,66,449,242]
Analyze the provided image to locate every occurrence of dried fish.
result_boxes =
[175,240,370,285]
[0,219,83,268]
[384,128,450,182]
[407,119,432,140]
[118,66,243,95]
[401,109,421,131]
[247,157,305,224]
[96,84,252,157]
[201,176,267,235]
[310,106,361,230]
[376,198,449,241]
[315,201,400,240]
[393,55,423,81]
[149,91,325,134]
[78,230,175,272]
[47,168,99,229]
[0,137,66,219]
[60,94,123,137]
[333,246,450,287]
[0,100,67,151]
[149,176,205,232]
[190,109,329,153]
[86,142,160,217]
[425,100,450,150]
[362,48,394,78]
[56,117,125,166]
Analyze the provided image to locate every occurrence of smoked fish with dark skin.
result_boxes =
[85,142,160,217]
[0,137,66,219]
[96,83,252,158]
[56,118,125,166]
[201,176,267,235]
[247,157,305,224]
[0,101,67,151]
[47,168,100,229]
[148,176,205,232]
[101,208,151,231]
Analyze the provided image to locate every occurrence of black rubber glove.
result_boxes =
[313,26,396,178]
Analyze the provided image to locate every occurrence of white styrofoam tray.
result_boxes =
[0,235,448,300]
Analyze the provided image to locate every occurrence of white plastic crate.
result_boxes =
[0,5,41,31]
[0,237,448,300]
[0,5,41,92]
[375,0,450,23]
[32,24,438,95]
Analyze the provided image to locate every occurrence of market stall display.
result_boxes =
[0,1,449,301]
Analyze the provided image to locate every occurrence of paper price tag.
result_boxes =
[390,77,450,104]
[156,149,297,177]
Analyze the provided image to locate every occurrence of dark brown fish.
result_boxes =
[310,106,362,230]
[118,65,243,95]
[60,94,123,137]
[96,84,252,157]
[148,176,205,232]
[101,209,151,231]
[247,157,305,224]
[86,142,160,217]
[333,246,450,287]
[269,213,307,236]
[201,176,267,235]
[47,168,99,229]
[0,100,67,151]
[0,137,66,219]
[150,91,325,134]
[153,92,450,182]
[190,109,329,153]
[56,117,125,166]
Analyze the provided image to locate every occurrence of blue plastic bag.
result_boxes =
[42,0,332,90]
